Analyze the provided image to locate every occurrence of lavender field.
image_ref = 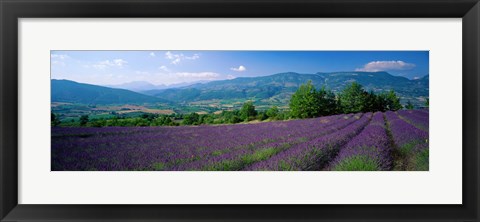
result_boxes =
[51,110,429,171]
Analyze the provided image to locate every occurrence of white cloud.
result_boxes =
[230,65,246,72]
[159,65,169,72]
[93,59,128,70]
[413,76,420,80]
[226,74,236,80]
[165,51,181,64]
[172,58,181,65]
[185,54,200,60]
[51,54,69,66]
[51,54,69,59]
[355,60,416,72]
[149,52,156,57]
[51,60,66,66]
[113,59,127,66]
[165,51,175,59]
[165,51,200,65]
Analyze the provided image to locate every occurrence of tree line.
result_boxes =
[289,81,406,119]
[51,103,289,127]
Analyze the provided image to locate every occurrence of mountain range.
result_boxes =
[106,80,212,92]
[52,71,428,107]
[142,71,428,105]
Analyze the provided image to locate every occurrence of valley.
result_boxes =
[52,71,429,122]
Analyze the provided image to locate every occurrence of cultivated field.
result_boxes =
[51,110,429,171]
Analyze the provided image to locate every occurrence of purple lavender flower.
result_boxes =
[328,112,392,171]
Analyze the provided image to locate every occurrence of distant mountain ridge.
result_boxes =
[143,71,428,106]
[107,80,212,92]
[105,81,161,92]
[51,79,168,105]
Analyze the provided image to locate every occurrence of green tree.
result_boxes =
[222,110,242,124]
[164,117,173,125]
[230,116,242,124]
[183,112,200,125]
[151,116,166,126]
[338,82,366,113]
[239,101,257,121]
[374,93,388,112]
[256,110,268,121]
[316,86,338,116]
[79,115,89,126]
[51,113,61,126]
[362,91,379,112]
[266,106,279,119]
[289,80,320,118]
[384,90,403,111]
[141,113,156,121]
[134,118,150,126]
[106,117,119,126]
[405,100,414,110]
[276,111,287,120]
[201,114,215,124]
[221,110,242,124]
[425,98,429,108]
[89,119,107,127]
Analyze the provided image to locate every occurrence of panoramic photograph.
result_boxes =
[51,51,429,171]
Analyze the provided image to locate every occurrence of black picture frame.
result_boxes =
[1,0,479,221]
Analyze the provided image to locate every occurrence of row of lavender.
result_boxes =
[324,110,428,171]
[52,113,357,170]
[178,113,361,170]
[245,113,371,170]
[388,110,429,170]
[327,112,392,171]
[51,110,429,171]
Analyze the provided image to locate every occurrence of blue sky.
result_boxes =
[51,51,429,86]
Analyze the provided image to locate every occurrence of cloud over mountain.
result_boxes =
[356,61,416,72]
[230,65,246,72]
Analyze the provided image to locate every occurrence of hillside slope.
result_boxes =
[51,79,167,105]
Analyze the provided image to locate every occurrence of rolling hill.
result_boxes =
[51,79,168,105]
[143,72,429,106]
[105,81,161,92]
[107,80,212,92]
